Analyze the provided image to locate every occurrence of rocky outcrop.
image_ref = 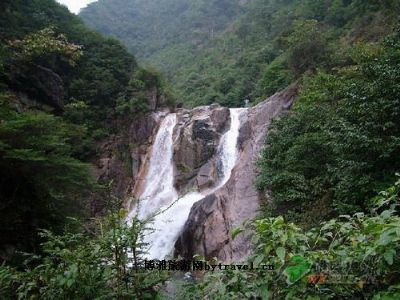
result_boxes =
[173,105,230,194]
[174,193,232,259]
[174,83,298,262]
[32,65,65,111]
[92,112,160,214]
[9,64,65,112]
[147,87,168,111]
[95,103,230,209]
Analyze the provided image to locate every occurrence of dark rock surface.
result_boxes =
[93,112,161,213]
[8,63,65,111]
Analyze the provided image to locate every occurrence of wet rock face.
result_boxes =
[92,84,168,214]
[94,103,230,213]
[192,120,213,140]
[197,162,217,190]
[174,83,298,262]
[173,105,230,194]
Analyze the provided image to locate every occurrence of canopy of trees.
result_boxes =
[81,0,399,107]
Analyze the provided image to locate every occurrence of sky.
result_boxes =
[56,0,98,14]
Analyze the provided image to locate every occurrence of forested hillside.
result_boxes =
[0,0,170,260]
[81,0,244,60]
[82,0,399,107]
[80,0,246,106]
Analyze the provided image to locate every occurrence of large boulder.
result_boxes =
[9,63,64,112]
[174,193,231,260]
[173,105,230,194]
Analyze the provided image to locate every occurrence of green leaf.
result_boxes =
[283,255,311,285]
[379,231,394,246]
[276,247,286,262]
[383,250,396,265]
[119,209,128,219]
[231,227,244,240]
[256,285,270,300]
[66,278,74,288]
[253,254,265,267]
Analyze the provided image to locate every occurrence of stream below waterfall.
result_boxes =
[127,108,246,259]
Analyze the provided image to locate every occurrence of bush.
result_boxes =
[0,202,169,299]
[256,55,293,99]
[186,176,400,299]
[285,19,329,75]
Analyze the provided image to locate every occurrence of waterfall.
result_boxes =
[128,108,245,259]
[215,108,244,189]
[129,113,178,220]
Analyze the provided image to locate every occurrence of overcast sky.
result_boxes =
[56,0,97,14]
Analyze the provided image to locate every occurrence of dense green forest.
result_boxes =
[81,0,245,61]
[1,0,400,299]
[81,0,399,107]
[0,0,170,261]
[257,26,400,224]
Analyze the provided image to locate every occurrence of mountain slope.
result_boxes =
[81,0,399,107]
[80,0,245,60]
[80,0,248,106]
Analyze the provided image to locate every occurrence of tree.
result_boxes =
[0,191,169,299]
[8,27,83,67]
[0,94,92,258]
[286,19,328,75]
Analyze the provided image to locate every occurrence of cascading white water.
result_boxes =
[142,191,204,259]
[127,113,178,221]
[215,108,244,189]
[128,108,245,259]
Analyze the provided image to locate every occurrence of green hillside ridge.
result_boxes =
[81,0,398,107]
[81,0,245,60]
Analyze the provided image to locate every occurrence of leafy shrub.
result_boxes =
[186,176,400,299]
[0,205,168,299]
[255,56,293,99]
[285,19,329,75]
[257,29,400,220]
